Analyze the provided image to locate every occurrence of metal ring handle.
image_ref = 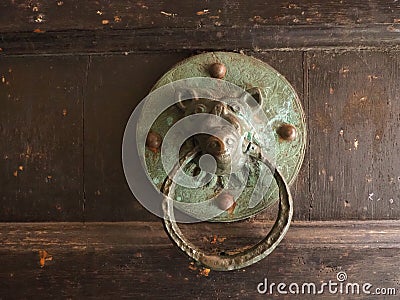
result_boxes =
[161,146,293,271]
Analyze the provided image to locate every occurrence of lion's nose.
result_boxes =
[205,136,225,156]
[211,103,227,116]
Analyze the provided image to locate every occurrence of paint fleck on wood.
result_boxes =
[38,250,52,268]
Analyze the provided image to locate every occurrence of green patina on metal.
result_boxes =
[143,52,306,222]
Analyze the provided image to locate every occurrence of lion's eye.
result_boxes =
[229,103,241,113]
[194,104,207,113]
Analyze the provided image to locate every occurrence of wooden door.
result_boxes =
[1,1,399,298]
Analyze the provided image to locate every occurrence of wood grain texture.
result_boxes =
[0,221,399,299]
[2,0,400,32]
[1,0,400,54]
[1,25,400,56]
[0,56,86,221]
[83,53,189,221]
[308,50,400,220]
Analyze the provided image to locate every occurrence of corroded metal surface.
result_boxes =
[162,145,293,271]
[143,52,306,222]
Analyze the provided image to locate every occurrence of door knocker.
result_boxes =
[123,52,306,271]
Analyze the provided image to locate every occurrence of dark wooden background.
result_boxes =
[1,1,399,299]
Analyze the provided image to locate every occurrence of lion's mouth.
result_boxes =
[214,152,231,163]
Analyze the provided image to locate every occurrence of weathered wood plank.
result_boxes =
[1,50,399,222]
[0,221,399,299]
[2,221,400,250]
[1,0,400,31]
[0,56,86,221]
[1,25,400,55]
[1,0,400,54]
[308,50,400,220]
[83,53,189,221]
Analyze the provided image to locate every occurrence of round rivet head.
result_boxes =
[276,124,297,141]
[146,131,162,150]
[209,63,227,79]
[215,193,235,211]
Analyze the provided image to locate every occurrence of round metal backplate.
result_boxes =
[141,52,306,222]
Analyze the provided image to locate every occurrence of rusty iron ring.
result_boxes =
[161,146,293,271]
